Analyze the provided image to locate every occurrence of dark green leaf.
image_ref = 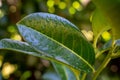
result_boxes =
[17,12,95,66]
[0,39,39,56]
[17,24,95,72]
[0,39,52,59]
[52,62,77,80]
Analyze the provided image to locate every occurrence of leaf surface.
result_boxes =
[0,39,38,55]
[17,13,95,66]
[17,24,95,72]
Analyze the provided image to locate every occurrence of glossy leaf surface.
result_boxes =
[17,13,95,66]
[17,24,95,72]
[0,39,38,55]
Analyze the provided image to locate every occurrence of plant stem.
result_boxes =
[76,73,80,80]
[111,53,120,59]
[81,73,87,80]
[72,69,80,80]
[93,35,99,52]
[95,48,109,59]
[93,49,112,80]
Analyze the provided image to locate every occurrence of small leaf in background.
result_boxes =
[112,39,120,59]
[115,39,120,46]
[17,12,95,67]
[113,39,120,53]
[42,69,61,80]
[92,0,120,40]
[102,40,112,50]
[92,9,111,41]
[17,24,95,72]
[20,71,32,80]
[100,39,120,59]
[52,62,77,80]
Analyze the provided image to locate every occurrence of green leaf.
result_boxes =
[42,68,61,80]
[102,40,112,50]
[52,62,77,80]
[103,39,120,56]
[17,12,95,66]
[92,0,120,40]
[17,24,95,72]
[0,39,53,59]
[115,39,120,46]
[0,39,39,56]
[92,9,111,49]
[111,39,120,59]
[92,9,111,38]
[113,39,120,53]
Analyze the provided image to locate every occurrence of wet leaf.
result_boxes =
[17,12,95,66]
[17,24,95,72]
[0,39,38,55]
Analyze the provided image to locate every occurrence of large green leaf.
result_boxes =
[17,12,95,66]
[0,39,77,79]
[52,62,77,80]
[92,0,120,40]
[17,24,95,72]
[92,9,111,42]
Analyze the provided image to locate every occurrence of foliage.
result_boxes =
[0,0,120,80]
